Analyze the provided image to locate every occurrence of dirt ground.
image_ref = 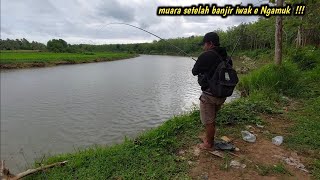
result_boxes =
[182,115,312,180]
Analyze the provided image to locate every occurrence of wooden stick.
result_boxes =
[209,151,224,158]
[228,152,242,158]
[227,152,253,163]
[1,160,67,180]
[1,160,16,179]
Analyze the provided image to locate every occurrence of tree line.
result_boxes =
[0,38,46,51]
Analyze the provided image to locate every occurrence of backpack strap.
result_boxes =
[205,49,224,76]
[207,49,232,66]
[206,49,223,62]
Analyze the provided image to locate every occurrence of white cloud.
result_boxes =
[0,0,268,44]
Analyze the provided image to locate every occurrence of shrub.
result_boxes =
[238,62,303,97]
[289,46,319,70]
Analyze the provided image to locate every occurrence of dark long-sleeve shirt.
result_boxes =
[192,46,229,91]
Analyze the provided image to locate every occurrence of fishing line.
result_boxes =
[103,23,197,61]
[103,20,248,61]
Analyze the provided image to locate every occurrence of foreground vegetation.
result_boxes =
[25,47,319,179]
[0,51,137,69]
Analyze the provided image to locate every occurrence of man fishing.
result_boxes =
[192,32,229,150]
[103,25,235,150]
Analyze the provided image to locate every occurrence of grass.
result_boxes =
[288,99,320,179]
[256,163,292,176]
[238,61,304,97]
[220,153,232,171]
[288,46,320,70]
[216,94,280,126]
[313,160,320,180]
[286,97,320,151]
[0,51,137,68]
[237,47,320,178]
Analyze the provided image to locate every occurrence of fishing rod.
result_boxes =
[229,23,247,58]
[104,23,197,61]
[230,35,241,58]
[104,22,246,61]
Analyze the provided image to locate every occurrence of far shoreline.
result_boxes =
[0,51,139,69]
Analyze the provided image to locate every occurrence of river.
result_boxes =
[0,55,239,172]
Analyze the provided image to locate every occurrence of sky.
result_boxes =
[1,0,269,45]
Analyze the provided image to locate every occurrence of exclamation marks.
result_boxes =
[295,5,305,15]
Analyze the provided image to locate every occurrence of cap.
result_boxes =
[199,32,220,46]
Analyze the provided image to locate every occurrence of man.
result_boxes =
[192,32,229,150]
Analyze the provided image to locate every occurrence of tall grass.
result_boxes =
[238,61,304,98]
[288,46,319,70]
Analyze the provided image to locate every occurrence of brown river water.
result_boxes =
[0,55,239,172]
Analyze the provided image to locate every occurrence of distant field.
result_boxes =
[0,51,137,68]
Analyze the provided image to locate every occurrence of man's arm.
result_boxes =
[192,53,206,76]
[192,59,200,76]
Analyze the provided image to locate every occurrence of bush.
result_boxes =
[236,48,272,60]
[289,46,319,70]
[238,62,304,97]
[47,39,68,52]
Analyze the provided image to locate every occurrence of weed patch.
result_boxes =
[256,163,292,176]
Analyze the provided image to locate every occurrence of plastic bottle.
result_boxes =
[272,136,283,146]
[241,131,256,143]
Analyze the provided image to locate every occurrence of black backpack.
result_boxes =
[205,50,239,98]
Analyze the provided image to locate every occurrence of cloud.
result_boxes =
[1,0,267,44]
[97,0,135,23]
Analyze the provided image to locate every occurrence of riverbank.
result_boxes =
[24,87,319,179]
[7,47,319,179]
[0,51,138,69]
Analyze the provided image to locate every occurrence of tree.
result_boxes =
[275,0,284,66]
[47,39,68,52]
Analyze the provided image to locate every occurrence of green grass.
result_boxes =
[286,97,320,151]
[288,46,320,71]
[284,52,320,178]
[238,61,305,97]
[312,160,320,180]
[286,97,320,178]
[217,93,282,126]
[0,51,136,67]
[237,47,320,178]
